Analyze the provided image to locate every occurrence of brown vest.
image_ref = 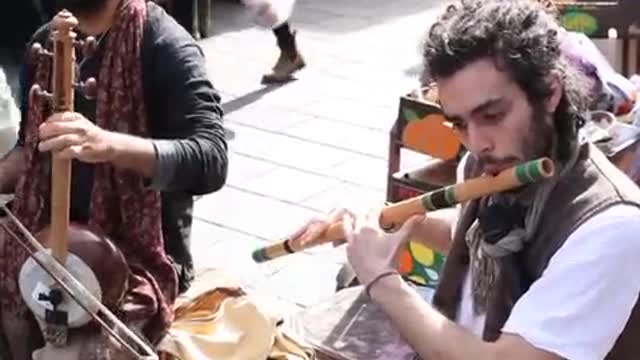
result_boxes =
[432,143,640,359]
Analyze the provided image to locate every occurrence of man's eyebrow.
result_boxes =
[442,112,462,124]
[437,100,460,123]
[442,97,505,121]
[471,98,505,116]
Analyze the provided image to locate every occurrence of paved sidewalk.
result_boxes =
[192,0,445,311]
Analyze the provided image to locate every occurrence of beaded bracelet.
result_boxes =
[365,270,400,298]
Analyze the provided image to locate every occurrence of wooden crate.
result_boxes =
[386,89,462,288]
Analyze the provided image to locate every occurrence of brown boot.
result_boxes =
[262,26,306,84]
[261,49,306,84]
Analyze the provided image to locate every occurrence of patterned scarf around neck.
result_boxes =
[1,0,177,343]
[465,133,582,314]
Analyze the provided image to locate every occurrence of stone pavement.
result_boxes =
[192,0,446,313]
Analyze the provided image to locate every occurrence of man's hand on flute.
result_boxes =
[342,211,425,288]
[286,207,355,250]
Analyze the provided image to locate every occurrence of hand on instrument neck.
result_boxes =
[38,111,157,177]
[39,112,116,163]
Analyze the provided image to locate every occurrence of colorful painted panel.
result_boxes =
[397,241,445,288]
[559,8,599,36]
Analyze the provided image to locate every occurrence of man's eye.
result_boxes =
[483,112,504,122]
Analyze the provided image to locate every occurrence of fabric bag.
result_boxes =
[156,286,315,360]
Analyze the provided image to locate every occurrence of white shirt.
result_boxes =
[0,67,18,158]
[455,204,640,360]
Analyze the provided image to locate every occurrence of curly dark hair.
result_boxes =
[422,0,592,160]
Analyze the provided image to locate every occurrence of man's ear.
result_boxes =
[545,72,563,115]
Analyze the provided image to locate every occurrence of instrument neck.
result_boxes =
[49,24,76,265]
[50,158,72,264]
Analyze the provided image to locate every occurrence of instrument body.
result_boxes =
[1,206,157,359]
[20,224,129,327]
[252,157,556,263]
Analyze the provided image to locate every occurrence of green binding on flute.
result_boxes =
[515,158,547,184]
[252,248,270,263]
[420,158,551,211]
[252,239,294,263]
[420,185,456,211]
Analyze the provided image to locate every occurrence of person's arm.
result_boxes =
[0,147,26,193]
[145,18,228,195]
[369,275,559,360]
[368,204,640,360]
[104,131,157,177]
[0,56,34,194]
[0,25,52,194]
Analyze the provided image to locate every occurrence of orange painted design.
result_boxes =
[402,113,461,160]
[398,249,414,274]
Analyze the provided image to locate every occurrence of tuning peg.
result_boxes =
[29,42,52,64]
[75,36,98,58]
[83,37,98,58]
[75,78,97,100]
[29,84,53,105]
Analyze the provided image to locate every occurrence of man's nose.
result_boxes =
[465,124,493,155]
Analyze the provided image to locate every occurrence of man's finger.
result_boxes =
[38,134,83,152]
[286,224,310,244]
[39,119,86,139]
[286,215,323,241]
[341,214,355,244]
[299,228,322,247]
[47,111,76,122]
[55,145,83,160]
[39,121,71,139]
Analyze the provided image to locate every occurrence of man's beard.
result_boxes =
[477,105,554,173]
[54,0,109,16]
